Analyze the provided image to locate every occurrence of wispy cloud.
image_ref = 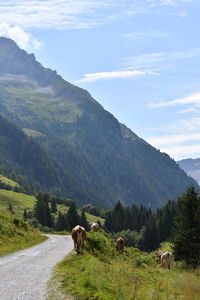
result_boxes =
[76,70,156,83]
[149,92,200,108]
[0,0,119,30]
[0,0,119,50]
[146,0,194,6]
[146,131,200,160]
[123,48,200,71]
[159,144,200,160]
[145,117,200,159]
[148,132,200,145]
[123,30,168,41]
[0,0,196,50]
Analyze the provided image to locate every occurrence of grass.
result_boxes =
[0,189,36,213]
[0,174,19,187]
[56,204,105,225]
[48,231,200,300]
[0,210,47,256]
[0,189,105,227]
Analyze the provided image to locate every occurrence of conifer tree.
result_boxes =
[56,211,69,231]
[23,209,27,219]
[35,192,53,227]
[80,210,89,230]
[138,217,159,252]
[51,197,57,213]
[35,192,46,225]
[172,186,200,268]
[44,201,53,227]
[67,202,80,230]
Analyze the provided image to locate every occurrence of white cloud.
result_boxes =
[149,92,200,108]
[148,132,200,145]
[145,117,200,160]
[0,23,41,50]
[160,144,200,160]
[0,0,118,30]
[146,0,194,6]
[156,117,200,134]
[76,70,156,83]
[123,30,168,41]
[179,107,197,114]
[123,48,200,71]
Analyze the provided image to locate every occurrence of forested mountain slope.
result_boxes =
[0,114,88,200]
[0,37,197,208]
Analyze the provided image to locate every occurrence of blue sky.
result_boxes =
[0,0,200,160]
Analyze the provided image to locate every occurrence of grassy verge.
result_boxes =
[0,211,47,256]
[49,231,200,300]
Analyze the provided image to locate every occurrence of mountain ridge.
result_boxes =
[0,36,197,209]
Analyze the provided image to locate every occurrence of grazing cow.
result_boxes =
[156,250,173,269]
[116,237,125,253]
[71,225,86,254]
[90,222,100,232]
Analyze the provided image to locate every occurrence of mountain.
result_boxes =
[0,113,91,200]
[177,158,200,185]
[0,37,197,209]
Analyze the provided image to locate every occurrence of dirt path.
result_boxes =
[0,234,73,300]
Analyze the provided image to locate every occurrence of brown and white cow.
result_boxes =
[71,225,86,254]
[156,250,173,269]
[116,237,125,253]
[90,222,100,232]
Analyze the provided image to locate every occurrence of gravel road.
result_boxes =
[0,234,74,300]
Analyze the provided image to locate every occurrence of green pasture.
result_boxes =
[48,231,200,300]
[0,189,36,213]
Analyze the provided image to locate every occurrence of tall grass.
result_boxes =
[49,231,200,300]
[0,211,46,256]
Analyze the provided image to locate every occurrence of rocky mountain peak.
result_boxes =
[0,36,58,87]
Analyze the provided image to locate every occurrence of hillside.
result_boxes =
[177,158,200,185]
[0,37,197,209]
[0,189,104,226]
[0,210,46,256]
[0,114,90,200]
[48,231,200,300]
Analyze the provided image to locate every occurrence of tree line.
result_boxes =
[24,187,200,268]
[104,186,200,268]
[33,192,90,231]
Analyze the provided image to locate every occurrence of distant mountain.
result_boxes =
[0,37,197,209]
[177,158,200,185]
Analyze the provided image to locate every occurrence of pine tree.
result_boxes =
[44,201,53,227]
[35,193,46,225]
[172,186,200,268]
[35,192,53,227]
[67,202,80,230]
[56,211,69,231]
[138,217,159,252]
[51,197,57,213]
[23,209,27,220]
[80,210,89,230]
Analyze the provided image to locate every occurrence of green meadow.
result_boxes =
[48,231,200,300]
[0,189,36,213]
